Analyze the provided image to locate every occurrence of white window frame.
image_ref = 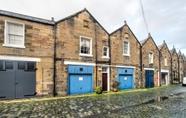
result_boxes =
[3,20,25,48]
[123,40,130,56]
[149,52,153,64]
[102,46,109,58]
[79,36,93,57]
[164,57,167,66]
[102,67,108,73]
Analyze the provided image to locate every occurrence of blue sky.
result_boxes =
[0,0,186,55]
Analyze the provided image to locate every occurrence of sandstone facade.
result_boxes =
[110,23,141,89]
[178,51,184,82]
[55,9,109,95]
[1,8,186,98]
[0,13,54,96]
[140,35,160,87]
[170,47,179,81]
[159,41,171,85]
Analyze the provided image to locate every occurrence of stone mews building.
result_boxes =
[110,21,141,90]
[140,33,160,88]
[183,54,186,77]
[55,8,110,95]
[0,10,55,99]
[158,40,171,86]
[170,46,179,82]
[178,50,184,82]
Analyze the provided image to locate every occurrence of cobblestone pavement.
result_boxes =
[0,85,186,118]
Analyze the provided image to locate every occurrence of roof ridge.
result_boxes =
[0,9,55,25]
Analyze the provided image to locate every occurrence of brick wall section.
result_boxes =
[171,50,179,80]
[141,37,159,87]
[110,25,141,88]
[159,43,171,83]
[55,10,109,95]
[0,16,54,96]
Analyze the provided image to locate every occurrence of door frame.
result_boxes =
[161,69,169,85]
[101,66,110,91]
[145,70,154,88]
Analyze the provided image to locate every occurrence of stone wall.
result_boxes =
[159,43,171,83]
[0,16,54,96]
[55,10,109,95]
[141,37,159,87]
[110,24,141,88]
[171,51,179,80]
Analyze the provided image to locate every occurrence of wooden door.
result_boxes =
[102,73,107,91]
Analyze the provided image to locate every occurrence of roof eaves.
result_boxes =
[110,25,125,35]
[0,9,55,25]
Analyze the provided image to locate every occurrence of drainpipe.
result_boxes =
[140,45,143,88]
[171,56,172,84]
[109,35,111,89]
[53,18,56,97]
[159,50,161,86]
[95,23,98,87]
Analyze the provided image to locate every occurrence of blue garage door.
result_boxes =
[145,70,154,88]
[119,75,133,90]
[68,65,93,95]
[118,68,134,90]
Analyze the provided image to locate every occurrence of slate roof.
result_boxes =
[158,44,163,50]
[140,38,148,46]
[170,46,178,57]
[0,9,55,25]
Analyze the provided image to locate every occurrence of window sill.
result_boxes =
[79,54,93,57]
[102,56,110,59]
[3,44,25,48]
[123,54,130,57]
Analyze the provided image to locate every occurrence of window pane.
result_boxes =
[0,61,3,70]
[80,37,90,54]
[18,62,25,70]
[27,62,35,71]
[5,62,13,69]
[8,23,23,34]
[102,67,107,72]
[103,47,107,56]
[103,52,107,56]
[7,22,24,46]
[9,35,23,45]
[124,41,128,54]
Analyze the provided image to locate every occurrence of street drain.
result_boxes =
[84,96,169,118]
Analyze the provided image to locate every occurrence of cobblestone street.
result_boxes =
[0,85,186,118]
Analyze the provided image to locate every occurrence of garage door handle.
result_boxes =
[15,81,18,84]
